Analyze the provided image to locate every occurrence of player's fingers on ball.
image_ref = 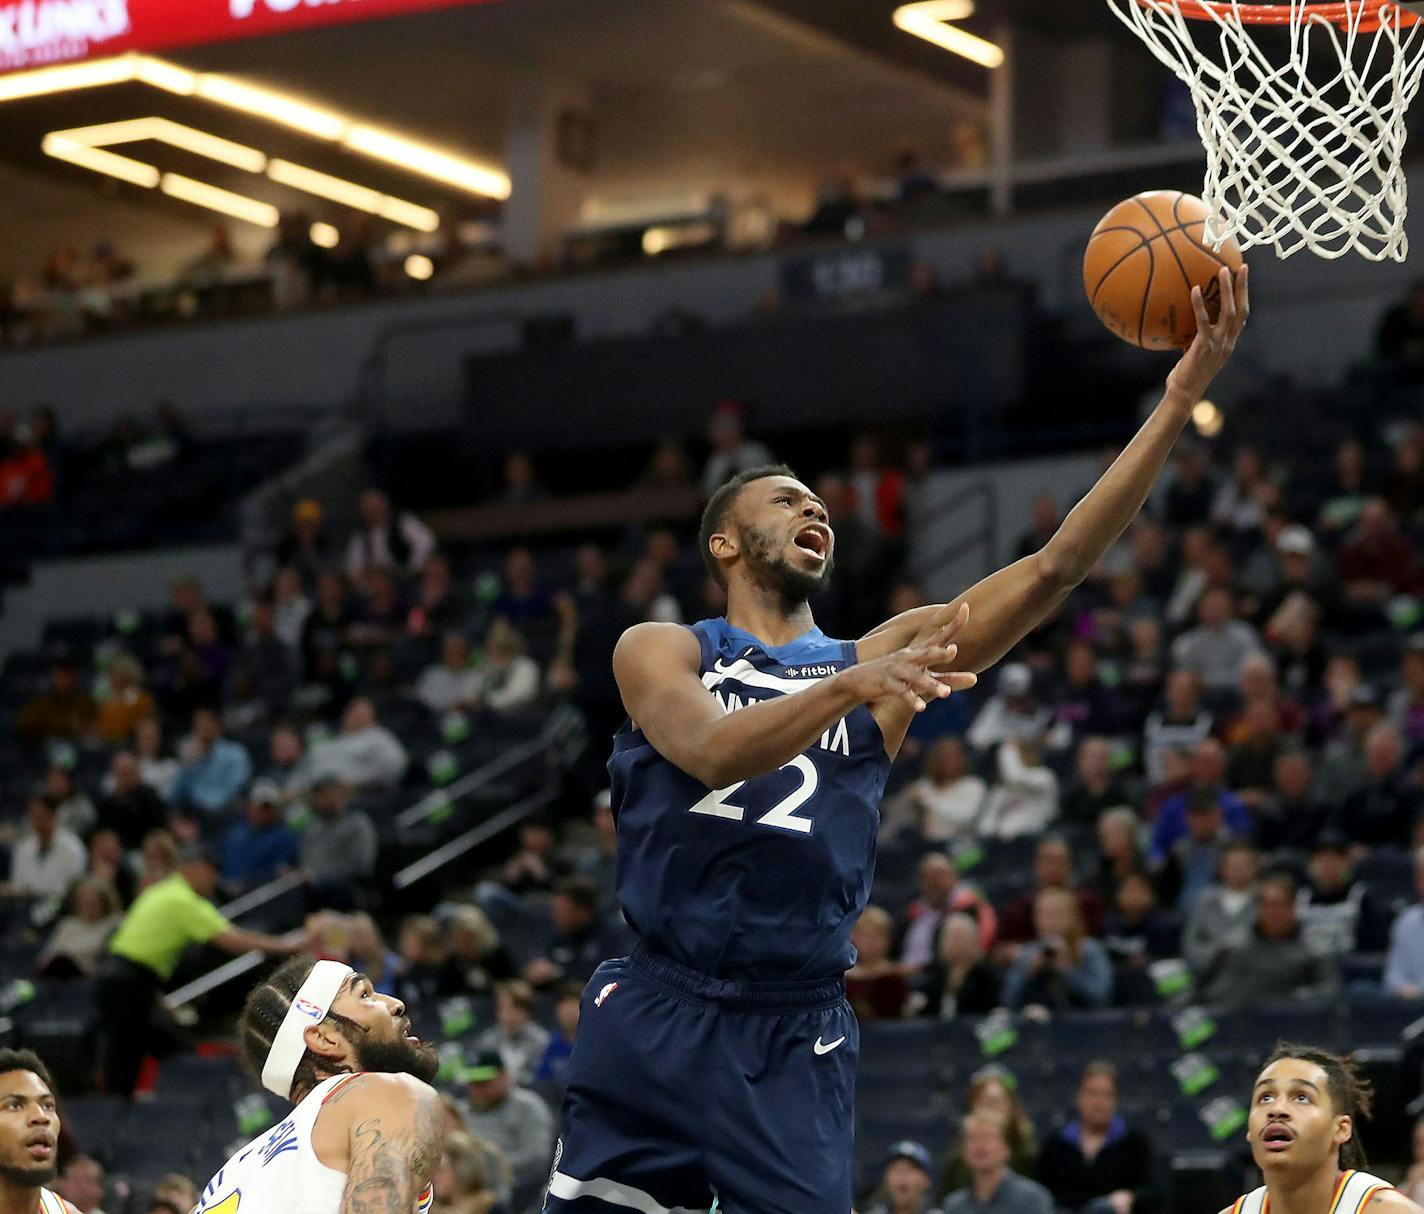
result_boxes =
[1217,266,1236,326]
[1190,284,1210,330]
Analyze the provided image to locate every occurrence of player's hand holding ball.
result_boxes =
[1165,263,1250,405]
[1083,189,1250,405]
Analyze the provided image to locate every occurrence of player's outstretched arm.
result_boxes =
[863,264,1249,679]
[614,619,975,788]
[330,1074,442,1214]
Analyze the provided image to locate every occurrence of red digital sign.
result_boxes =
[0,0,499,74]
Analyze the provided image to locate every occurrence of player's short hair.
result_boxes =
[238,956,362,1099]
[698,464,800,588]
[1262,1043,1373,1170]
[0,1049,53,1093]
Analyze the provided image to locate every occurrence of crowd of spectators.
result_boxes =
[5,380,1424,1210]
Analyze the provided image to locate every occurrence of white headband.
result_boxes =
[261,960,354,1099]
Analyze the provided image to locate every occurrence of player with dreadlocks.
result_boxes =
[1221,1044,1422,1214]
[193,956,443,1214]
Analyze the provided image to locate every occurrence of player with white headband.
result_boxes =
[194,956,443,1214]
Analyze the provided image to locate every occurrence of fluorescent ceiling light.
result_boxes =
[345,125,510,199]
[0,55,135,101]
[134,58,197,96]
[197,73,346,140]
[893,1,1005,69]
[42,134,160,189]
[404,254,435,280]
[378,197,440,233]
[57,117,267,172]
[266,159,440,232]
[161,173,279,227]
[266,159,382,211]
[310,222,341,249]
[9,53,508,207]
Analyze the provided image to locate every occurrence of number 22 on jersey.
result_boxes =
[688,754,819,834]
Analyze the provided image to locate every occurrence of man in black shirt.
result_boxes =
[1038,1062,1159,1214]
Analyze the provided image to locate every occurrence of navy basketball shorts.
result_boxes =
[543,943,859,1214]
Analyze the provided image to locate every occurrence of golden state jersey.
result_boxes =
[1232,1170,1393,1214]
[195,1074,434,1214]
[37,1190,68,1214]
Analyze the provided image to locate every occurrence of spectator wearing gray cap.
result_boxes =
[298,775,378,910]
[219,779,298,891]
[967,664,1057,755]
[943,1117,1052,1214]
[865,1140,947,1214]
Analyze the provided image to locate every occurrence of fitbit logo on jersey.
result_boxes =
[784,664,838,678]
[0,0,127,58]
[230,0,361,17]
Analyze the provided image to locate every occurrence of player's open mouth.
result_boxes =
[1261,1124,1294,1151]
[25,1137,54,1160]
[793,525,829,561]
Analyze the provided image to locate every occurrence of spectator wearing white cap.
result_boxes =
[1255,523,1340,629]
[967,664,1056,755]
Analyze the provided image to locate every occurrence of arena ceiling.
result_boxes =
[0,0,1129,279]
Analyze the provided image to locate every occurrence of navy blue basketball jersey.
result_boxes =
[608,618,891,982]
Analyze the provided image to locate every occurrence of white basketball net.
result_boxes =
[1106,0,1424,260]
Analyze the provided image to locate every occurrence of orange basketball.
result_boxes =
[1083,190,1244,350]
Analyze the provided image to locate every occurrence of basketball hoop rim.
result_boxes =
[1132,0,1422,31]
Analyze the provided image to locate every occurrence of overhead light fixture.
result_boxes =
[0,54,135,102]
[310,222,341,249]
[404,254,435,280]
[134,58,198,96]
[345,125,511,200]
[196,73,347,140]
[55,118,267,173]
[893,0,1005,69]
[161,173,279,227]
[9,53,510,207]
[266,159,440,232]
[267,158,382,211]
[42,134,160,189]
[378,198,440,233]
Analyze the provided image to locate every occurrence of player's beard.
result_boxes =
[352,1033,440,1084]
[739,521,833,612]
[0,1159,57,1188]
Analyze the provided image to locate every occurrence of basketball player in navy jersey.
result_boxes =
[546,267,1250,1214]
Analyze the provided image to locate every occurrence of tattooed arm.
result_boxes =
[315,1073,443,1214]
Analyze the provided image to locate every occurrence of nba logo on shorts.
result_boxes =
[594,983,618,1008]
[293,997,324,1020]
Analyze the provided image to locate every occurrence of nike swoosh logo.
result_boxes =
[813,1035,846,1056]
